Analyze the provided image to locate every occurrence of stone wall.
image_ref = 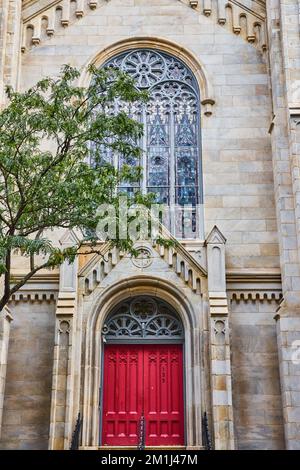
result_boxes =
[0,308,13,440]
[0,301,55,450]
[1,0,298,451]
[19,0,279,271]
[230,298,285,449]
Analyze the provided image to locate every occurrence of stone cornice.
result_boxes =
[226,271,282,301]
[9,273,59,303]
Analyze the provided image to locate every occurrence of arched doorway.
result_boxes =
[101,295,185,447]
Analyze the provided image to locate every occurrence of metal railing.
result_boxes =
[202,412,213,450]
[138,415,146,450]
[70,412,82,450]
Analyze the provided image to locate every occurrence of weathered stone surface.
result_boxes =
[230,299,285,450]
[0,0,300,452]
[0,301,55,450]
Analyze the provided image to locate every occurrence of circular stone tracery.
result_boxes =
[120,50,166,88]
[102,296,184,341]
[105,48,198,93]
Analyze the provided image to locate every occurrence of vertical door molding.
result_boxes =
[205,226,235,449]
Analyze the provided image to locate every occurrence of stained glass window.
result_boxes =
[101,49,202,238]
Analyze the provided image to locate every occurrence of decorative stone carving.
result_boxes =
[59,319,70,334]
[21,0,267,53]
[102,296,184,341]
[201,98,215,117]
[213,319,226,344]
[21,0,106,52]
[81,229,206,297]
[131,247,153,268]
[189,0,198,8]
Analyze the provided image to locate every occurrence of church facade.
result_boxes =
[0,0,300,451]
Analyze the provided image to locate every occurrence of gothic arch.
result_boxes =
[79,36,215,114]
[81,275,204,448]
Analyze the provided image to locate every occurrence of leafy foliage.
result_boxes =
[0,64,151,311]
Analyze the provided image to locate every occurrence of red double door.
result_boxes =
[102,344,184,447]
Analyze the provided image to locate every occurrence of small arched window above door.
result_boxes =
[102,296,184,343]
[97,49,203,239]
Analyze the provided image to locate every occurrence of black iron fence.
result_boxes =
[202,411,212,450]
[70,413,82,450]
[70,411,212,450]
[138,415,146,450]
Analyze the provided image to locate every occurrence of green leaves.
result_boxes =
[0,64,152,310]
[0,64,148,237]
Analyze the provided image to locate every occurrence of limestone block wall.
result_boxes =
[19,0,279,272]
[275,315,300,449]
[230,298,285,449]
[266,0,300,449]
[1,0,297,451]
[0,0,9,105]
[0,0,21,107]
[0,308,13,440]
[0,301,56,450]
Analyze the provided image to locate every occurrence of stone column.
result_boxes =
[0,307,12,439]
[0,0,9,106]
[206,226,234,450]
[275,311,300,449]
[49,230,78,450]
[267,0,300,449]
[0,0,22,107]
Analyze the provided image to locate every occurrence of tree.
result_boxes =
[0,64,150,312]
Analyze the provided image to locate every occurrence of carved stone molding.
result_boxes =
[21,0,267,53]
[21,0,108,52]
[10,292,57,303]
[9,273,59,303]
[201,98,215,117]
[230,291,282,302]
[80,236,206,297]
[227,272,283,302]
[213,318,226,344]
[181,0,267,52]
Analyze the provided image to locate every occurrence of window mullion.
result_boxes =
[142,106,147,195]
[169,110,175,235]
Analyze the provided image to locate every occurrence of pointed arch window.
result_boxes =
[99,49,203,239]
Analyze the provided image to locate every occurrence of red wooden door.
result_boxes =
[144,344,184,446]
[102,344,144,446]
[102,344,184,447]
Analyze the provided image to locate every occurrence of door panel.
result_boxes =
[144,344,184,446]
[102,344,184,447]
[102,344,143,446]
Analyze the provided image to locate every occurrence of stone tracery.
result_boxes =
[101,48,201,239]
